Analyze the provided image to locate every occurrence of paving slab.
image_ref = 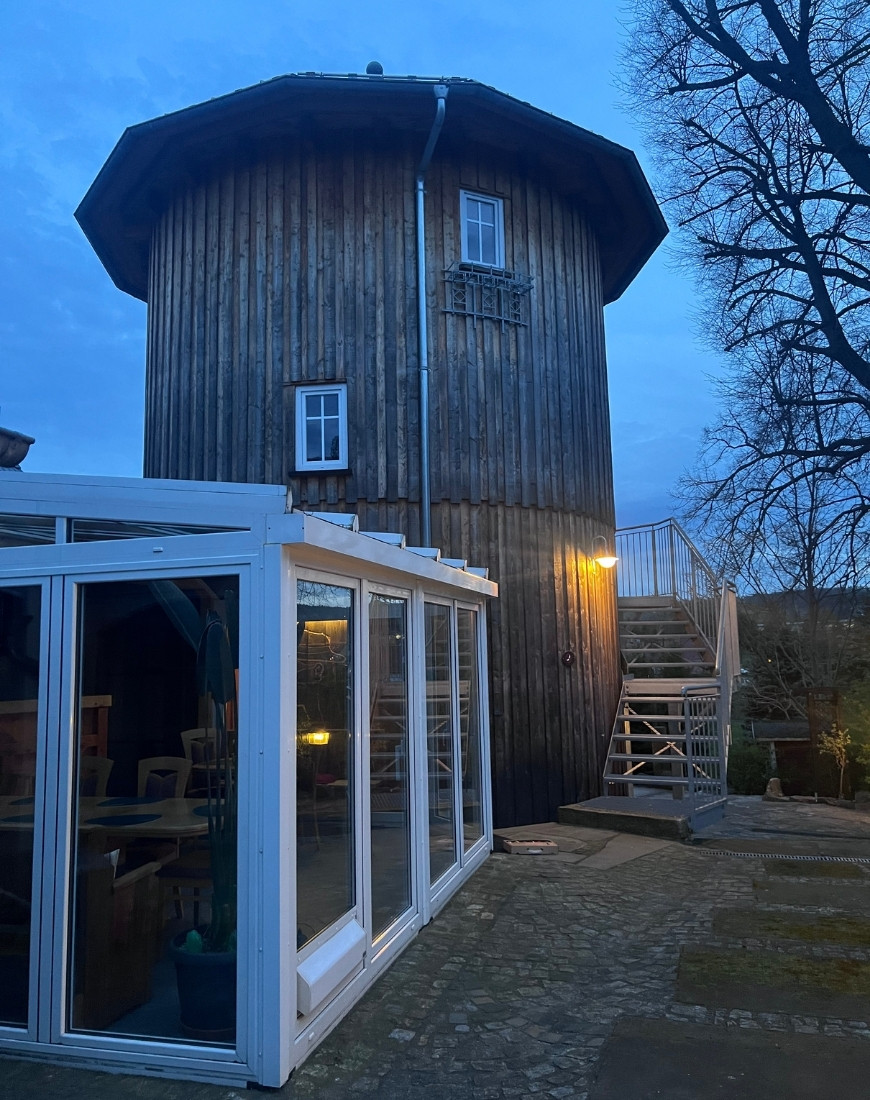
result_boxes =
[754,878,870,910]
[676,945,870,1018]
[575,832,671,870]
[589,1016,870,1100]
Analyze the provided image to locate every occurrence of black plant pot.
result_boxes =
[170,932,236,1042]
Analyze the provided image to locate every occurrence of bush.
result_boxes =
[728,738,773,795]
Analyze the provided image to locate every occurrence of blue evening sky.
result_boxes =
[1,0,721,526]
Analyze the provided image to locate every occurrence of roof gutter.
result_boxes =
[415,83,448,549]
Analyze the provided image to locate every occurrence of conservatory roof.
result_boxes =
[76,72,667,306]
[0,471,496,596]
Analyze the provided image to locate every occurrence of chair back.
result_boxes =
[179,727,214,766]
[137,756,191,799]
[79,755,114,797]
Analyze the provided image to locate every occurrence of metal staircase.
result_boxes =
[561,520,739,837]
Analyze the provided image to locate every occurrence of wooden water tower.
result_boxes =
[76,71,666,825]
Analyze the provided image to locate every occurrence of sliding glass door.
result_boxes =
[67,574,240,1042]
[0,583,45,1031]
[368,592,411,940]
[295,579,356,949]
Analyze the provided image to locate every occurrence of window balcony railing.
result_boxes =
[443,263,533,328]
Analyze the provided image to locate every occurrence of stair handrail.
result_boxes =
[615,519,720,653]
[714,581,740,761]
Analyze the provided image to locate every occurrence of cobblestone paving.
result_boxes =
[290,805,870,1099]
[290,843,760,1099]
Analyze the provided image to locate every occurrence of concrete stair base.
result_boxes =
[559,795,726,840]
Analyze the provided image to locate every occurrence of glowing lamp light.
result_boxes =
[305,729,331,746]
[592,535,618,570]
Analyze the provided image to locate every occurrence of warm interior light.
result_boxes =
[592,535,618,570]
[305,729,331,746]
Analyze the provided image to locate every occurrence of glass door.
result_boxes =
[65,573,240,1044]
[0,583,46,1032]
[425,602,457,884]
[295,579,356,949]
[368,592,412,941]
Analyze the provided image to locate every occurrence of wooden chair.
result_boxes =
[79,755,113,797]
[179,728,222,795]
[158,845,213,925]
[179,727,210,762]
[137,756,191,799]
[72,855,163,1030]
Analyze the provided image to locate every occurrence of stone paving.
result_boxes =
[4,797,870,1098]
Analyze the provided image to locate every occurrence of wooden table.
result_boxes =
[0,796,210,840]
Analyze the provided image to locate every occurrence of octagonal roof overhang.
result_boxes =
[75,72,667,305]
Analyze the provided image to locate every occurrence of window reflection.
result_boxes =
[458,609,483,851]
[0,515,54,548]
[369,594,411,939]
[425,603,456,883]
[0,585,41,1026]
[296,581,354,949]
[69,576,239,1044]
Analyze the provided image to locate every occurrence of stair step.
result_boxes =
[618,617,690,625]
[607,753,688,764]
[620,632,700,640]
[615,714,687,722]
[611,732,687,741]
[625,662,715,670]
[624,678,719,693]
[629,642,712,651]
[604,774,689,787]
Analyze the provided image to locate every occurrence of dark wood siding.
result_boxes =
[144,135,621,826]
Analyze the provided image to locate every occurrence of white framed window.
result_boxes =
[460,190,504,268]
[295,384,348,472]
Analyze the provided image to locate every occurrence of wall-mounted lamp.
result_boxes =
[304,729,331,746]
[592,535,618,569]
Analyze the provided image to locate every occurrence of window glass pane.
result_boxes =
[458,609,483,851]
[0,585,41,1026]
[325,420,341,461]
[306,419,323,462]
[0,514,55,548]
[480,223,497,265]
[425,603,456,883]
[296,581,354,948]
[322,393,339,418]
[369,594,411,939]
[68,575,239,1046]
[71,520,240,542]
[467,221,482,263]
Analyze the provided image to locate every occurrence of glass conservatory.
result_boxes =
[0,471,495,1086]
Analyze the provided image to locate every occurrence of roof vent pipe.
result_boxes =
[416,83,448,548]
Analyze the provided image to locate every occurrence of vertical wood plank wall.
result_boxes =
[145,134,621,825]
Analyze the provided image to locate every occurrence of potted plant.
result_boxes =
[152,582,239,1041]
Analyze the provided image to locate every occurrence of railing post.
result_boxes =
[716,691,726,798]
[668,522,677,598]
[651,525,659,596]
[683,691,695,803]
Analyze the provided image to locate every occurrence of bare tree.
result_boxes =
[624,1,870,573]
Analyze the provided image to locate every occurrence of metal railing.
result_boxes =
[615,519,720,654]
[713,582,740,761]
[683,685,726,804]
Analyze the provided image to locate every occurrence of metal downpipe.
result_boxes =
[416,84,448,548]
